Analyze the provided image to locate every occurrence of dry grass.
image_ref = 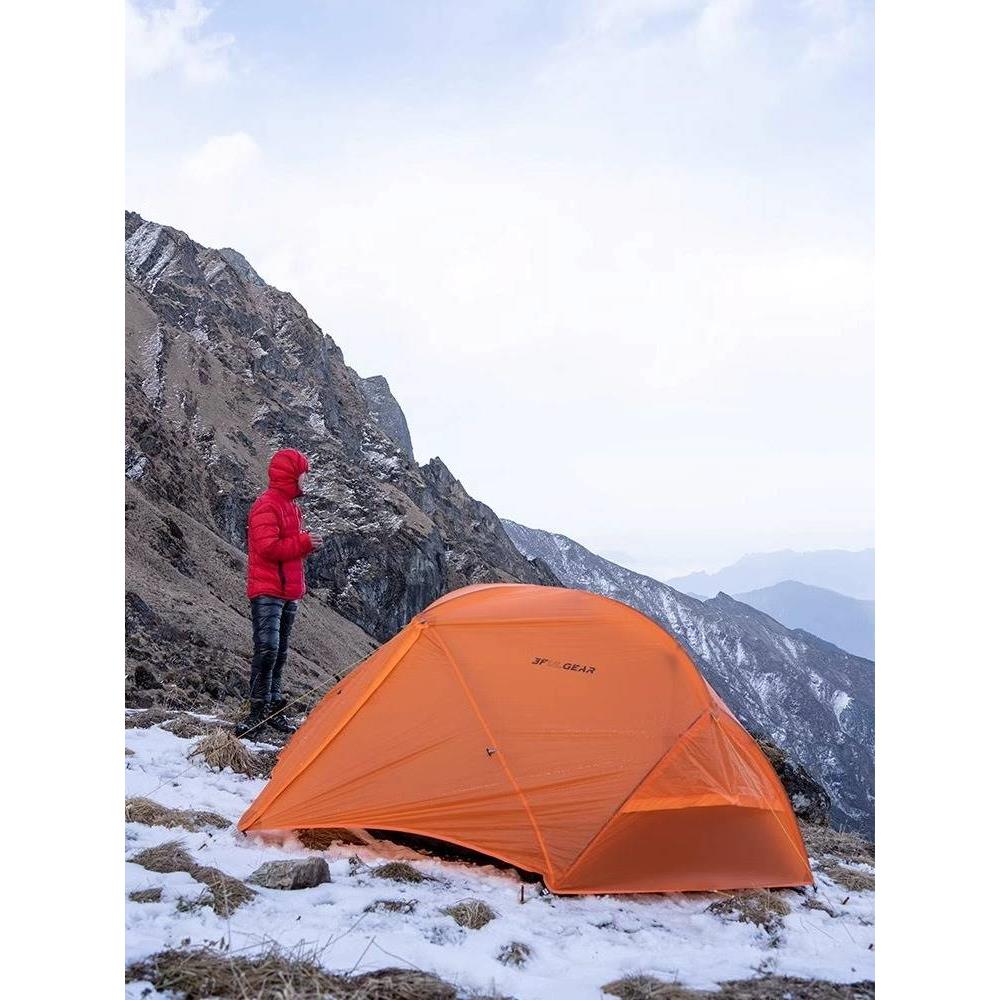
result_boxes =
[298,828,370,850]
[125,943,461,999]
[496,941,531,968]
[441,898,497,930]
[162,714,227,739]
[128,840,255,917]
[129,839,200,875]
[364,898,418,914]
[350,968,460,999]
[602,976,875,1000]
[126,707,179,729]
[297,828,340,851]
[126,796,229,832]
[602,975,699,999]
[371,861,427,884]
[195,866,257,917]
[803,897,838,917]
[128,887,162,903]
[801,823,875,866]
[707,890,791,932]
[187,729,270,777]
[820,863,875,893]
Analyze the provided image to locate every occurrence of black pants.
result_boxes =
[249,596,299,705]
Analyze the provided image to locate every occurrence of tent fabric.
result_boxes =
[239,584,812,893]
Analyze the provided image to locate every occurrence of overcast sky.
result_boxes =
[126,0,873,581]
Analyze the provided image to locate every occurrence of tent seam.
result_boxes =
[559,707,714,885]
[716,715,811,870]
[427,627,558,885]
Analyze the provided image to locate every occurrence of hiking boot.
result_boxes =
[233,700,267,739]
[266,697,296,735]
[266,711,296,735]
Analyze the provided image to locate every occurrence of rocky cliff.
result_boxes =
[502,519,874,835]
[125,211,557,707]
[356,374,414,461]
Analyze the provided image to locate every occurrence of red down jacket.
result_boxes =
[246,449,315,601]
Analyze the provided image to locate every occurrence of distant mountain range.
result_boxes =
[669,548,875,601]
[503,520,874,834]
[733,581,874,660]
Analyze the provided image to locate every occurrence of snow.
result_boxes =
[126,222,175,288]
[831,691,853,725]
[125,720,874,997]
[125,453,147,480]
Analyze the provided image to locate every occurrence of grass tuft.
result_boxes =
[187,729,270,777]
[126,796,229,832]
[496,941,531,968]
[162,714,227,739]
[128,840,255,917]
[601,976,874,1000]
[126,707,180,729]
[707,890,791,932]
[820,863,875,893]
[126,943,460,999]
[371,861,426,884]
[441,898,497,930]
[602,974,699,999]
[128,887,163,903]
[129,839,200,875]
[194,866,257,917]
[801,823,875,865]
[803,897,838,917]
[365,898,419,914]
[297,827,370,850]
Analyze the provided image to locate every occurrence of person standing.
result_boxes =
[234,448,318,738]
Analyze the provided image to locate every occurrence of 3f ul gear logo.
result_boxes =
[531,656,597,676]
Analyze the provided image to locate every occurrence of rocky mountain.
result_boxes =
[125,211,557,708]
[355,373,414,461]
[733,581,875,660]
[502,520,874,834]
[669,548,876,601]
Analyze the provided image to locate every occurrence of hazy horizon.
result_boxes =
[127,0,874,581]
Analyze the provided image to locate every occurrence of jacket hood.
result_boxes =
[268,449,309,499]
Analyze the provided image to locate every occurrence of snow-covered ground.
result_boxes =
[125,717,875,999]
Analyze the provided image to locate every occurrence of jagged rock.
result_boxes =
[753,735,831,826]
[358,373,414,461]
[247,858,331,890]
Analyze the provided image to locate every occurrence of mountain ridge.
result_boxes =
[732,580,875,660]
[669,548,875,601]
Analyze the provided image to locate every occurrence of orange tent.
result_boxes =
[239,584,812,893]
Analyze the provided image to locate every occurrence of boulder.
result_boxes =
[753,734,832,826]
[247,858,331,890]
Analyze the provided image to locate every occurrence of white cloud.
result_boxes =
[180,132,259,183]
[126,0,233,83]
[126,2,873,576]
